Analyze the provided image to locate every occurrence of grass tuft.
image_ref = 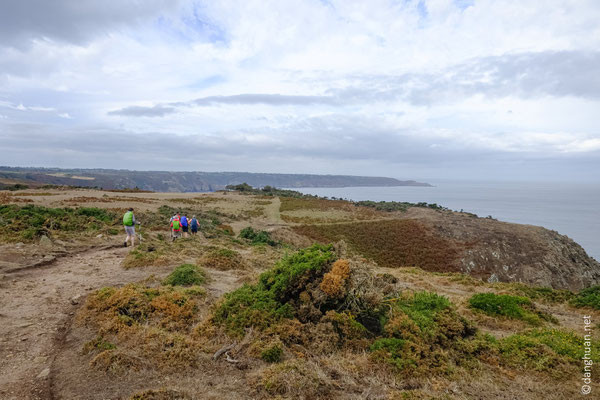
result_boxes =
[163,264,206,286]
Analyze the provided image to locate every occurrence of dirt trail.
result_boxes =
[263,196,282,226]
[0,243,173,400]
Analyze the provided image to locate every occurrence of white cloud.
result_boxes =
[0,0,599,181]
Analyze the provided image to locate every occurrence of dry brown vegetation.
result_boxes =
[294,219,471,272]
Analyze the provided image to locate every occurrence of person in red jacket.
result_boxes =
[170,212,182,241]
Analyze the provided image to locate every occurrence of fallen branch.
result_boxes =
[225,352,240,363]
[212,343,236,360]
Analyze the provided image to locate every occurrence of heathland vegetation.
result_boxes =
[1,184,599,399]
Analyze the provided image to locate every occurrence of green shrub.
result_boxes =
[213,244,335,336]
[570,285,600,309]
[498,328,598,371]
[163,264,206,286]
[258,244,335,301]
[213,284,294,336]
[393,291,452,331]
[469,293,553,325]
[0,204,117,240]
[510,284,574,304]
[369,291,476,375]
[261,344,283,363]
[239,226,278,246]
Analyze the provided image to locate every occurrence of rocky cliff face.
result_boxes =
[407,208,600,291]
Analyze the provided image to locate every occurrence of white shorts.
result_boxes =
[124,226,136,236]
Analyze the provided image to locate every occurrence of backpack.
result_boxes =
[123,211,134,226]
[190,218,198,229]
[181,216,188,227]
[171,217,181,231]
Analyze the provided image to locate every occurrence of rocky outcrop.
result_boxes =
[406,208,600,291]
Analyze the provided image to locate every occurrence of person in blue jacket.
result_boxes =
[180,214,189,237]
[190,215,199,236]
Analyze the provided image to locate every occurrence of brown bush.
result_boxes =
[90,349,147,374]
[320,259,350,298]
[254,359,333,399]
[198,247,246,270]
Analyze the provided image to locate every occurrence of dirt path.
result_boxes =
[263,196,282,225]
[0,244,172,400]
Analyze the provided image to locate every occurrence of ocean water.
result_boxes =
[289,180,600,261]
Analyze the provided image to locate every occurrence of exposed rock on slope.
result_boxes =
[406,208,600,291]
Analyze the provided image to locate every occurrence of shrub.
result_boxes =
[570,285,600,309]
[369,338,409,370]
[498,328,600,371]
[261,344,283,363]
[163,264,206,286]
[469,293,553,325]
[82,283,201,334]
[394,291,452,331]
[239,226,277,246]
[509,283,574,304]
[213,284,294,336]
[199,247,245,270]
[258,359,332,398]
[0,204,118,240]
[370,291,476,376]
[213,244,335,336]
[320,259,350,298]
[258,244,336,301]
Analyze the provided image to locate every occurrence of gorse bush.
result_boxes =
[370,291,476,376]
[213,244,335,336]
[498,328,600,372]
[570,285,600,309]
[261,344,283,363]
[469,293,555,325]
[163,264,206,286]
[0,204,117,240]
[509,283,574,304]
[239,226,278,246]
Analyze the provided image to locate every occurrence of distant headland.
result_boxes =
[0,166,431,192]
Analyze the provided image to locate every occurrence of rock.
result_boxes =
[487,273,499,283]
[39,235,53,250]
[42,255,55,262]
[96,234,103,238]
[37,368,50,379]
[70,294,82,305]
[15,242,24,248]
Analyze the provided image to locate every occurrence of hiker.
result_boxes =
[169,213,177,239]
[170,212,182,241]
[180,214,189,238]
[190,215,199,236]
[123,208,137,247]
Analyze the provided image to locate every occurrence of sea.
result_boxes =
[288,180,600,262]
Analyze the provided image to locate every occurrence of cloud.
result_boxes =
[188,94,340,106]
[0,0,180,49]
[108,105,177,117]
[107,49,600,119]
[1,1,600,182]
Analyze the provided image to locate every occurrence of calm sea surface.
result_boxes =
[289,180,600,261]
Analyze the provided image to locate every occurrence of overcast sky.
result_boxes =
[1,0,599,182]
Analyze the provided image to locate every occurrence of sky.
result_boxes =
[1,0,599,182]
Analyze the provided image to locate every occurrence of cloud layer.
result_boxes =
[1,0,599,181]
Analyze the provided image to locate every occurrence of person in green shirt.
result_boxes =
[123,208,137,247]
